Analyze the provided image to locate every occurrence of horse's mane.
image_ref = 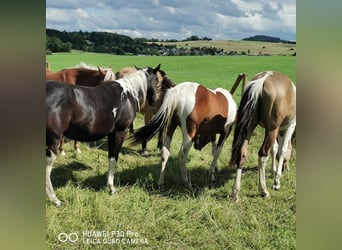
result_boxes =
[74,62,98,70]
[73,62,114,80]
[155,70,176,103]
[115,69,148,111]
[75,62,112,71]
[115,67,138,79]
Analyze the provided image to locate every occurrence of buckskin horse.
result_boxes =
[131,82,237,188]
[116,66,176,155]
[46,63,115,155]
[229,71,296,201]
[46,64,160,206]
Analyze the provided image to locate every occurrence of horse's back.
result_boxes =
[168,81,199,113]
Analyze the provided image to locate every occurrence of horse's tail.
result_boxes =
[229,73,266,167]
[130,87,178,145]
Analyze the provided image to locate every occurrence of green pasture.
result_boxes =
[46,53,295,90]
[46,53,296,249]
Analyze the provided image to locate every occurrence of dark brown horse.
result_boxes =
[229,71,296,201]
[131,82,237,188]
[46,64,115,155]
[116,66,176,155]
[46,65,160,206]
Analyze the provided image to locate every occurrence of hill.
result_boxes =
[46,29,296,56]
[242,35,296,44]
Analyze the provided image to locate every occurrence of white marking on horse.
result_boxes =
[112,107,118,118]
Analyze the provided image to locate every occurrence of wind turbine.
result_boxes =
[180,24,185,40]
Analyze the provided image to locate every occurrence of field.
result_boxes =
[46,53,296,249]
[152,40,296,56]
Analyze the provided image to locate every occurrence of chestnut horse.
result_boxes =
[116,66,176,155]
[46,64,115,155]
[131,82,237,188]
[229,71,296,201]
[46,65,160,206]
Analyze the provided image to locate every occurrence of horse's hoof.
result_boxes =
[108,186,116,195]
[140,149,149,156]
[75,149,82,154]
[273,184,281,190]
[261,191,270,198]
[54,200,63,207]
[230,194,239,203]
[60,150,66,157]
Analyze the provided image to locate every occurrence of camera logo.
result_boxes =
[58,233,79,243]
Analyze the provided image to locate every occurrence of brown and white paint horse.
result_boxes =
[46,63,115,155]
[116,66,176,155]
[229,71,296,201]
[131,82,237,188]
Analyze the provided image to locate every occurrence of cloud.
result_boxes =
[46,0,296,41]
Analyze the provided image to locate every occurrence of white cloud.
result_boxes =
[46,0,296,41]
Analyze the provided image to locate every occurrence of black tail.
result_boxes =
[129,109,167,145]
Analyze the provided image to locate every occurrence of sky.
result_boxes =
[46,0,296,41]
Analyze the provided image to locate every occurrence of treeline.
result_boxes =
[242,35,296,44]
[46,29,223,56]
[47,29,153,55]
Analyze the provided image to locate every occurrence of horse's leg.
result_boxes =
[231,120,259,202]
[106,130,127,195]
[178,133,193,188]
[283,141,293,171]
[271,139,279,177]
[74,140,81,154]
[273,121,296,190]
[258,129,278,197]
[209,126,232,184]
[141,108,153,155]
[46,147,62,206]
[59,136,66,156]
[129,123,134,134]
[209,138,218,183]
[158,122,177,189]
[231,140,247,202]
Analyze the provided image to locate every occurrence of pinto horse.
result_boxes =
[131,82,237,188]
[46,64,161,206]
[46,64,115,155]
[116,66,176,155]
[229,71,296,201]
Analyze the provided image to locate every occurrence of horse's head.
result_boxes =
[154,69,176,104]
[193,133,212,150]
[144,64,161,106]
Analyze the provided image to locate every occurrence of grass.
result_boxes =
[46,53,296,249]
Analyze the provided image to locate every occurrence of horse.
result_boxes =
[116,66,176,155]
[131,82,237,188]
[46,64,115,155]
[272,138,293,172]
[46,64,161,206]
[229,71,296,201]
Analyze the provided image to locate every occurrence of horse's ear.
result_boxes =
[98,66,103,73]
[153,64,161,74]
